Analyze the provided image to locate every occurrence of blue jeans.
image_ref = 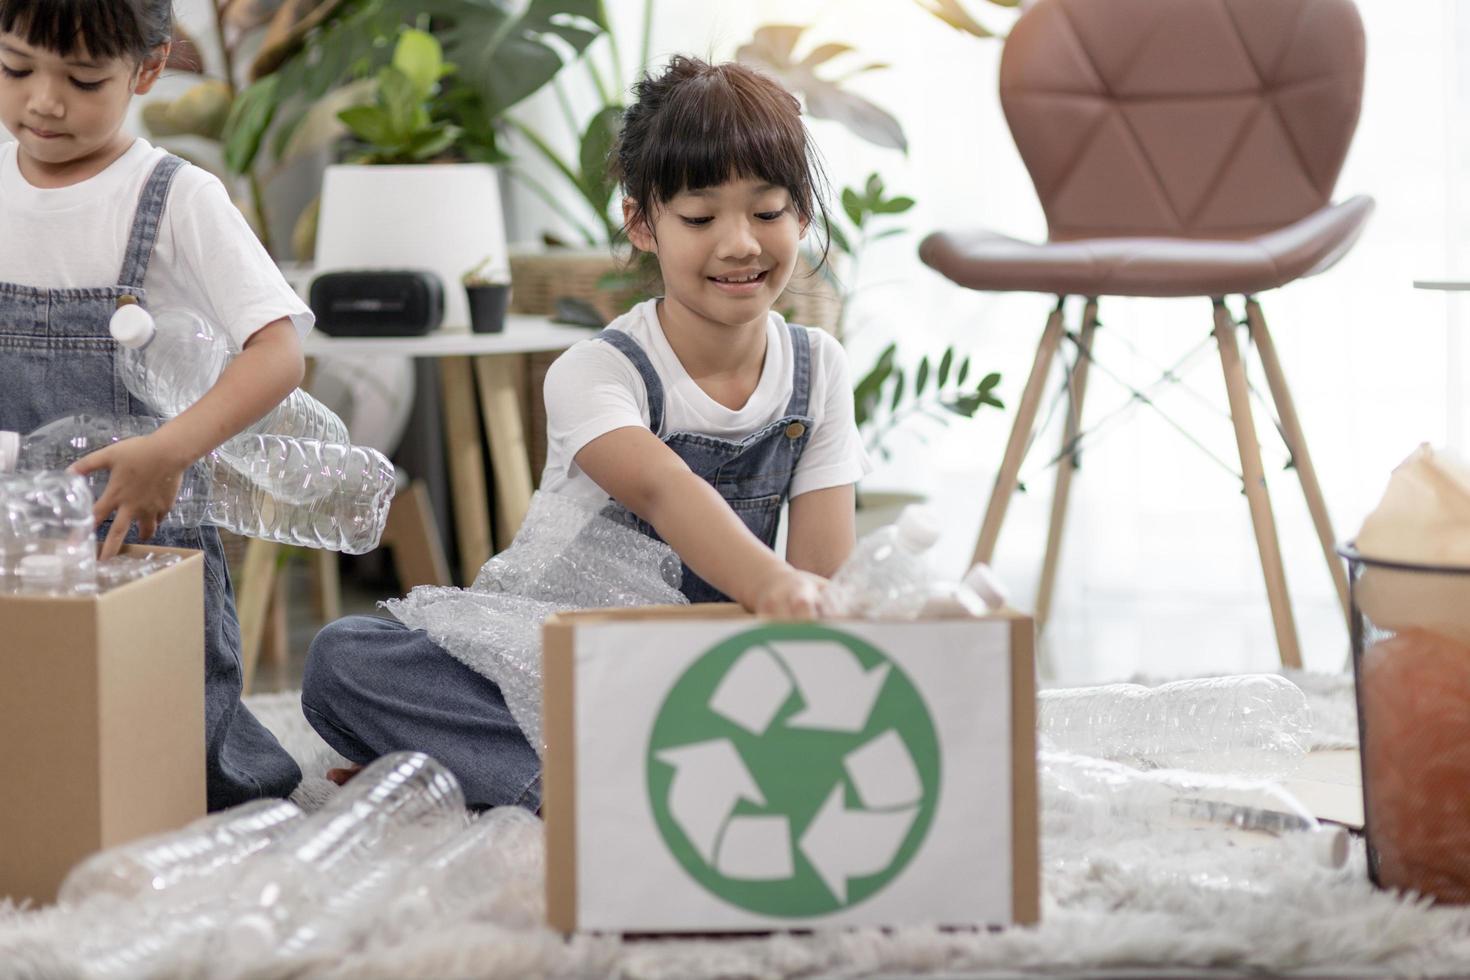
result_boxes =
[302,615,542,810]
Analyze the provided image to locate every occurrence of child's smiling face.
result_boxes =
[628,177,807,331]
[0,31,164,179]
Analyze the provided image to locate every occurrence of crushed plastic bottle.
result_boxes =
[0,414,395,554]
[59,799,305,905]
[111,303,349,446]
[0,470,96,594]
[1042,750,1348,870]
[827,503,942,619]
[1038,673,1313,778]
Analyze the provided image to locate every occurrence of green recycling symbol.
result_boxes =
[647,624,940,917]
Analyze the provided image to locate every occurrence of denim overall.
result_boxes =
[302,318,814,808]
[0,154,301,809]
[592,322,814,601]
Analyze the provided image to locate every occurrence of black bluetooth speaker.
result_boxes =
[308,269,444,337]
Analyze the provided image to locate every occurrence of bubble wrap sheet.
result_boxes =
[385,492,688,754]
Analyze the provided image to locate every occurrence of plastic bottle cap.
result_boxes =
[109,303,156,348]
[18,554,63,582]
[0,431,17,472]
[1309,825,1350,870]
[895,504,942,551]
[963,562,1010,610]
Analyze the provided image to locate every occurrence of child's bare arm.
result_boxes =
[786,485,856,578]
[575,426,826,617]
[75,318,304,557]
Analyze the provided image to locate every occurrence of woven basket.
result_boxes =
[510,248,842,486]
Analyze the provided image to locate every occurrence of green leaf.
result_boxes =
[577,104,624,223]
[874,195,915,214]
[337,104,395,147]
[404,124,460,161]
[378,66,422,139]
[937,347,954,387]
[870,227,907,241]
[841,187,866,229]
[865,172,884,202]
[978,371,1002,393]
[405,0,609,120]
[392,28,445,96]
[957,355,971,385]
[223,75,281,175]
[889,366,906,413]
[824,217,852,255]
[915,355,931,396]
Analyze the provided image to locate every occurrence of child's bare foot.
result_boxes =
[325,763,364,786]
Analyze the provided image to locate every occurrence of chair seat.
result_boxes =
[919,196,1374,299]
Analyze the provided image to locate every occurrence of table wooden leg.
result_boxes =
[440,356,493,585]
[236,538,282,696]
[474,353,534,551]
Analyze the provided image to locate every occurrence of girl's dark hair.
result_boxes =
[0,0,172,63]
[613,56,830,256]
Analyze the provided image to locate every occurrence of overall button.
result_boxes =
[785,421,806,439]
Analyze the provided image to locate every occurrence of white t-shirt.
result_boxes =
[0,138,312,347]
[542,299,871,505]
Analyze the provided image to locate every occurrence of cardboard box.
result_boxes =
[544,605,1038,933]
[0,544,206,905]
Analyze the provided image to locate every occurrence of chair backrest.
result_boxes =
[1000,0,1365,241]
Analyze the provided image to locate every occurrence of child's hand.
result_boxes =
[751,567,829,619]
[71,434,190,558]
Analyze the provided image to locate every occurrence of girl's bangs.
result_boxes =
[0,1,144,61]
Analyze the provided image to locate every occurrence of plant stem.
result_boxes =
[211,0,277,256]
[638,0,655,78]
[598,0,626,93]
[553,76,581,145]
[507,167,600,246]
[507,117,587,200]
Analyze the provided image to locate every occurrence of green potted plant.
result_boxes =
[462,256,514,334]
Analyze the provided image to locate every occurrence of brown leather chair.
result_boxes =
[920,0,1371,668]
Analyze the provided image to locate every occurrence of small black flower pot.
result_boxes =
[466,283,511,334]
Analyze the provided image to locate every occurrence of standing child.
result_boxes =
[303,56,871,809]
[0,0,311,806]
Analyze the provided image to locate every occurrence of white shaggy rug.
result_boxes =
[3,674,1470,979]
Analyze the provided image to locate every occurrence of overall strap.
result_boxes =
[117,154,186,291]
[592,328,666,436]
[782,322,813,417]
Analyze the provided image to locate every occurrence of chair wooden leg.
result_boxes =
[259,573,289,671]
[384,479,453,589]
[973,299,1068,566]
[1036,298,1098,634]
[1214,299,1302,670]
[1245,298,1351,625]
[311,549,341,624]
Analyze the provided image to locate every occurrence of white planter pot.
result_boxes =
[314,163,509,331]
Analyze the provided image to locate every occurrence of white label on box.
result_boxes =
[574,619,1014,931]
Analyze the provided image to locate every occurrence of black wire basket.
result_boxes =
[1340,543,1470,903]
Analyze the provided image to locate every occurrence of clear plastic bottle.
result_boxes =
[0,470,96,595]
[222,752,469,961]
[94,550,183,591]
[1041,750,1348,870]
[111,303,350,446]
[828,503,942,618]
[386,805,546,936]
[0,414,395,554]
[1038,673,1313,777]
[59,798,305,905]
